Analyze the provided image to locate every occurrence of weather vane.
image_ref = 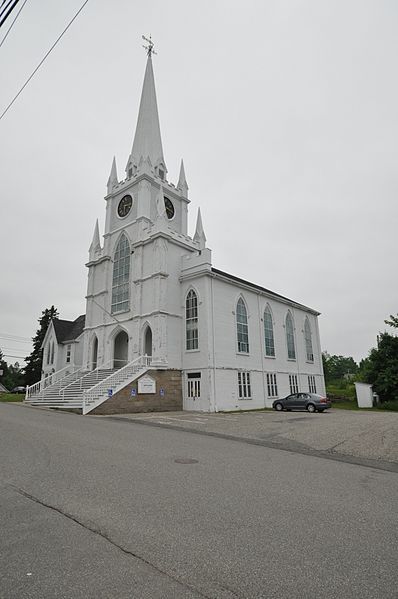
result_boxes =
[142,35,157,57]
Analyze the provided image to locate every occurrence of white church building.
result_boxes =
[29,41,325,415]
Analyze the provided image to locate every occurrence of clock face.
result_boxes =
[117,195,133,218]
[164,197,175,219]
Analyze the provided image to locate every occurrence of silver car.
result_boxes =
[273,393,331,413]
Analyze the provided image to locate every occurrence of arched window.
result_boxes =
[186,290,198,350]
[304,317,314,362]
[264,306,275,357]
[286,312,296,360]
[237,298,249,353]
[46,343,50,365]
[50,341,55,364]
[111,234,130,314]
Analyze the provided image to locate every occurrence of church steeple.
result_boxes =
[126,52,166,180]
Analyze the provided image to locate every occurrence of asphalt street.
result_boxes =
[1,403,397,599]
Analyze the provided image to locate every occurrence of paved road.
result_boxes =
[110,409,398,469]
[1,403,397,599]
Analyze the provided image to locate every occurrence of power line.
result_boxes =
[0,0,89,122]
[2,353,26,359]
[0,333,31,342]
[0,0,19,29]
[0,0,27,48]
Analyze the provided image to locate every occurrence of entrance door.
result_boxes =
[184,372,202,411]
[114,330,128,368]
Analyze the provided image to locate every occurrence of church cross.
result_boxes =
[142,35,157,57]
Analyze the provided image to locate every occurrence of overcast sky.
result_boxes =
[1,0,397,365]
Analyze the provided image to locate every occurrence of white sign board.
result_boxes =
[138,375,156,394]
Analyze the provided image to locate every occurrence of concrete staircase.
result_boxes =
[25,356,152,414]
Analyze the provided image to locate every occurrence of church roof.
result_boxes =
[211,268,320,315]
[53,315,86,343]
[129,55,165,169]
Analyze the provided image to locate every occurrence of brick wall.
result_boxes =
[90,369,182,415]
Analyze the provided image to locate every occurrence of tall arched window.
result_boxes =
[111,234,130,314]
[264,306,275,357]
[50,341,55,364]
[286,312,296,360]
[186,290,198,350]
[237,298,249,353]
[304,317,314,362]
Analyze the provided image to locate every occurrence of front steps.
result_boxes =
[25,356,152,414]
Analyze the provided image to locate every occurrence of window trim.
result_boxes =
[266,372,278,398]
[236,297,250,354]
[285,311,296,361]
[111,233,131,314]
[304,317,314,363]
[308,375,317,393]
[66,344,71,364]
[289,374,299,394]
[264,304,275,358]
[185,289,199,351]
[238,371,252,399]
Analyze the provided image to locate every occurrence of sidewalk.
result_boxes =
[102,409,398,471]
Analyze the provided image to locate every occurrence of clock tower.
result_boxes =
[82,42,207,373]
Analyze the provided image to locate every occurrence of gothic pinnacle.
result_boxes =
[107,156,118,194]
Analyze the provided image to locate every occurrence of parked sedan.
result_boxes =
[273,393,331,413]
[11,386,26,394]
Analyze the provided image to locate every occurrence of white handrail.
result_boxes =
[60,359,115,397]
[25,365,79,400]
[82,355,152,413]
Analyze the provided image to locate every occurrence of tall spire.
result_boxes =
[107,156,118,194]
[194,208,206,249]
[89,219,101,260]
[127,51,166,177]
[177,159,188,197]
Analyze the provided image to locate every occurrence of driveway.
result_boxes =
[103,409,398,471]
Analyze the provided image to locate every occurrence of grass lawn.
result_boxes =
[0,393,24,403]
[332,400,398,412]
[332,400,366,411]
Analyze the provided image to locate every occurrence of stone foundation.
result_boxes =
[90,369,182,415]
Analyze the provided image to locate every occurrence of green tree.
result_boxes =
[24,306,59,386]
[0,350,24,390]
[359,333,398,402]
[385,314,398,329]
[322,352,358,383]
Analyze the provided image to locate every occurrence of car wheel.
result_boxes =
[306,403,316,413]
[274,402,283,411]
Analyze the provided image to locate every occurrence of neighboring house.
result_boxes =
[0,382,9,393]
[41,316,85,380]
[38,44,325,412]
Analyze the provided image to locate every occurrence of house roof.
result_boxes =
[53,315,86,343]
[0,382,9,393]
[211,268,320,315]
